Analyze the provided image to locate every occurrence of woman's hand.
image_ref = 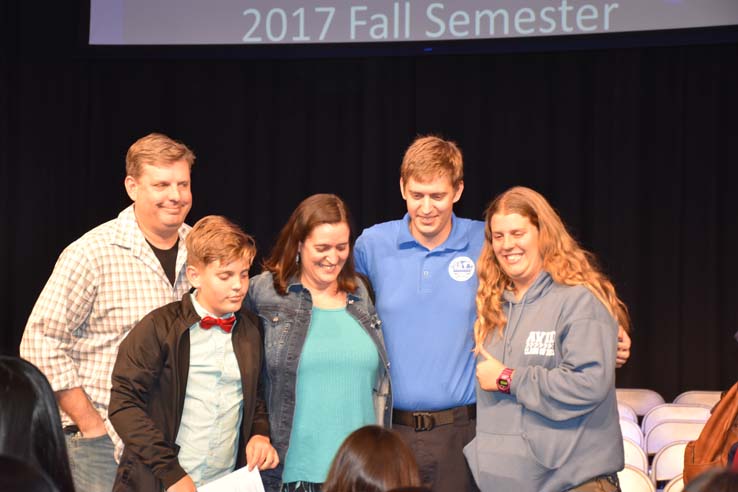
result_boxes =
[476,347,506,391]
[246,434,280,471]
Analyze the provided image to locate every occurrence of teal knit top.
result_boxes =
[282,306,380,484]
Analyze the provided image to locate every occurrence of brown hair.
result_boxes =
[400,135,463,188]
[685,470,738,492]
[125,133,196,178]
[475,186,630,346]
[323,426,421,492]
[186,215,256,268]
[264,194,357,295]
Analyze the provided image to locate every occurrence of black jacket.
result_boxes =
[109,293,270,491]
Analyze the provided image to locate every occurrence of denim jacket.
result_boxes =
[244,271,392,491]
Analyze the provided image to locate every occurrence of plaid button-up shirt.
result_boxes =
[20,205,191,443]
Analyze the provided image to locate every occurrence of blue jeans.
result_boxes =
[65,432,117,492]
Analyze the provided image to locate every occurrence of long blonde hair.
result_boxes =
[474,186,630,347]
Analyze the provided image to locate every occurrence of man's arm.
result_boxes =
[20,244,100,428]
[56,388,107,437]
[353,232,370,276]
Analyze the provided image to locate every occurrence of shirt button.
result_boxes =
[423,270,429,278]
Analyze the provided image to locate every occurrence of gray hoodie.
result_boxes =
[464,271,624,492]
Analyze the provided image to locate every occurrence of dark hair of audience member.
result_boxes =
[0,356,75,492]
[323,425,421,492]
[684,469,738,492]
[0,455,61,492]
[387,488,432,492]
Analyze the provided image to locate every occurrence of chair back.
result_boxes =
[617,465,656,492]
[651,441,688,483]
[617,388,665,416]
[645,420,704,455]
[623,437,649,473]
[641,404,711,436]
[673,391,721,407]
[663,474,684,492]
[620,418,644,448]
[618,402,638,423]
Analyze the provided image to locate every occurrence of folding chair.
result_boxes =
[617,388,665,417]
[663,473,684,492]
[618,401,638,423]
[617,464,656,492]
[619,418,644,449]
[651,441,688,486]
[622,437,649,473]
[644,420,704,455]
[641,403,711,436]
[673,390,722,408]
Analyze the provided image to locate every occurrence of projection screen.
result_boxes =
[89,0,738,46]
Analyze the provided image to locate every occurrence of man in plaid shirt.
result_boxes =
[20,133,195,492]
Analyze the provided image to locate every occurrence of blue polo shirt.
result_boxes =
[355,213,485,411]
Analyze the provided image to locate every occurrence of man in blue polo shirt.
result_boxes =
[355,136,482,492]
[355,136,632,492]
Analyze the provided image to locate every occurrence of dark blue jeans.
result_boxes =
[281,481,322,492]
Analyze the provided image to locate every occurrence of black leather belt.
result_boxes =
[63,425,80,435]
[392,404,476,432]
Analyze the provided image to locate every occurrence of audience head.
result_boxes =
[0,455,61,492]
[685,469,738,492]
[264,193,357,295]
[0,356,75,492]
[323,425,421,492]
[388,488,432,492]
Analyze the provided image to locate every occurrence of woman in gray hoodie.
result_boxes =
[464,186,629,492]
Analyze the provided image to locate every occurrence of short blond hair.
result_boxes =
[400,135,463,188]
[126,133,195,178]
[186,216,256,268]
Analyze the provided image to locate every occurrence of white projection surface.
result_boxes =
[89,0,738,45]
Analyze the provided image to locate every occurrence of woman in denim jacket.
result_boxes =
[245,194,392,492]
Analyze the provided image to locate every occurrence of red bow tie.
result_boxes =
[200,316,236,333]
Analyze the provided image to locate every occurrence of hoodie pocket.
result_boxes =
[464,431,550,492]
[522,406,584,469]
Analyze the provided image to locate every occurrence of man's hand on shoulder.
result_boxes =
[616,325,631,369]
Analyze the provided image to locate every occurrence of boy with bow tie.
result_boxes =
[109,215,278,492]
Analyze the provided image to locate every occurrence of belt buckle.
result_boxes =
[605,474,620,488]
[413,412,434,432]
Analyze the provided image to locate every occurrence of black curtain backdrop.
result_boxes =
[2,2,737,401]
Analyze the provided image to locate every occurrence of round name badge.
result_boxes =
[448,256,475,282]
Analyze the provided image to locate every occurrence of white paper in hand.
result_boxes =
[198,466,265,492]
